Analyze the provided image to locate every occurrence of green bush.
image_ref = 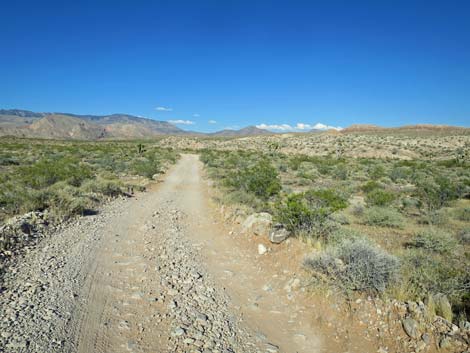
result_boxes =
[226,159,281,200]
[414,174,459,212]
[132,156,161,179]
[369,164,386,180]
[81,177,124,197]
[362,206,404,228]
[361,180,381,193]
[47,183,94,220]
[275,189,347,238]
[454,207,470,222]
[305,238,399,293]
[0,140,179,223]
[401,249,470,304]
[459,228,470,244]
[19,157,92,188]
[327,227,365,245]
[365,189,396,206]
[389,166,412,182]
[408,229,457,254]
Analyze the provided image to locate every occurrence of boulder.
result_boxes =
[242,213,272,237]
[268,224,290,244]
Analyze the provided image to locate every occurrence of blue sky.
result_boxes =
[1,0,469,132]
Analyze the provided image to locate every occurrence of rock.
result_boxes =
[421,333,431,345]
[258,244,267,255]
[266,343,279,352]
[439,336,453,349]
[242,213,272,237]
[268,224,290,244]
[402,317,420,339]
[459,320,470,330]
[433,293,453,322]
[173,327,185,336]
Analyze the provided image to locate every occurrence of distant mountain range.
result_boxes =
[0,109,272,139]
[0,109,467,140]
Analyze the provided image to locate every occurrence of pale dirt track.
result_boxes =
[1,154,377,353]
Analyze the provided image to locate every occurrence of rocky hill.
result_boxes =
[0,109,274,140]
[210,126,272,137]
[342,123,468,134]
[0,109,188,140]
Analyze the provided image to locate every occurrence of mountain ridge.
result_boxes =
[1,109,468,140]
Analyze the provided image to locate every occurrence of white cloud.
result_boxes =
[155,106,173,112]
[256,122,343,132]
[193,113,200,117]
[256,123,293,131]
[208,120,217,124]
[312,123,343,131]
[168,119,195,125]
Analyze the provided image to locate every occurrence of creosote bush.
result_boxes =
[408,229,457,254]
[275,189,347,238]
[225,159,281,200]
[362,206,404,228]
[400,249,470,306]
[365,189,396,207]
[305,238,399,293]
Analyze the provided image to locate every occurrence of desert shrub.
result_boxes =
[369,164,386,180]
[305,238,399,293]
[362,206,404,228]
[414,174,459,213]
[0,140,179,222]
[408,229,457,254]
[327,227,365,245]
[361,180,381,193]
[81,177,124,197]
[333,164,348,180]
[132,155,161,179]
[329,212,351,225]
[389,166,412,182]
[47,183,94,220]
[19,157,92,188]
[275,189,347,238]
[365,189,396,206]
[225,159,281,200]
[351,204,365,216]
[459,228,470,244]
[401,249,470,305]
[454,207,470,222]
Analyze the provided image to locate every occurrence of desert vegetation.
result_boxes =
[0,138,178,223]
[200,137,470,322]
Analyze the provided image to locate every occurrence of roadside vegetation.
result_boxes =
[0,138,178,223]
[200,143,470,322]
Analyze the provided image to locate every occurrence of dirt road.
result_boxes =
[1,154,375,353]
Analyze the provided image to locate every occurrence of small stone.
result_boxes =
[266,343,279,352]
[439,336,453,349]
[269,224,290,244]
[402,317,420,339]
[258,244,267,255]
[262,284,273,292]
[173,327,185,336]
